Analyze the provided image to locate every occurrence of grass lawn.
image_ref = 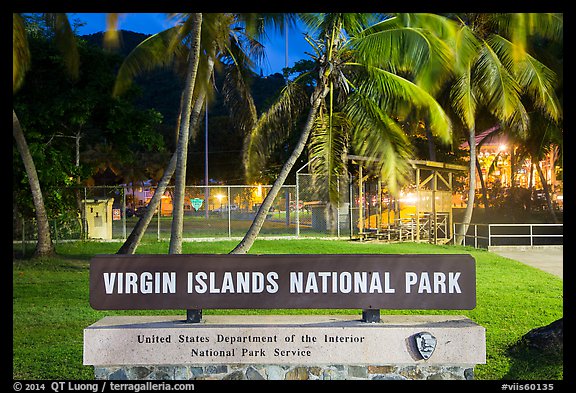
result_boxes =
[12,239,563,380]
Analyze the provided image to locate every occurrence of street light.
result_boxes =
[215,193,225,206]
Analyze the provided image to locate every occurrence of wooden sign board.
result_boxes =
[89,254,476,310]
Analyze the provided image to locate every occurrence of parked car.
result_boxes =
[213,204,239,213]
[134,206,148,217]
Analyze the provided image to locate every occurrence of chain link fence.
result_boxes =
[295,173,352,237]
[12,171,390,250]
[13,184,305,246]
[16,167,452,246]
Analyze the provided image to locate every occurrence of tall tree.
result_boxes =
[113,13,286,254]
[514,112,562,222]
[231,13,457,254]
[168,13,203,254]
[450,13,562,244]
[13,13,79,257]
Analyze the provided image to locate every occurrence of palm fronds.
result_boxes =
[222,63,258,137]
[104,13,122,51]
[498,13,563,61]
[43,13,80,80]
[474,42,529,135]
[13,13,30,93]
[113,26,187,96]
[351,13,457,95]
[242,81,309,182]
[489,34,562,123]
[308,110,350,204]
[450,64,477,130]
[346,90,414,194]
[358,65,452,144]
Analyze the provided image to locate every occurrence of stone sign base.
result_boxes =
[94,363,475,381]
[84,315,485,381]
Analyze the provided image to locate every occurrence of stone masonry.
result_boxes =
[94,364,475,380]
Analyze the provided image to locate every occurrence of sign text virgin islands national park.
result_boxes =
[89,254,476,310]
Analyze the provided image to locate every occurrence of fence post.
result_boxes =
[22,216,26,255]
[488,224,492,247]
[227,186,231,238]
[349,174,354,238]
[285,189,290,228]
[157,191,161,242]
[336,178,341,238]
[530,224,533,247]
[296,174,300,237]
[83,187,87,240]
[122,186,126,240]
[474,225,477,249]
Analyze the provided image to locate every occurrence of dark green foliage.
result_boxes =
[81,31,297,184]
[13,30,166,224]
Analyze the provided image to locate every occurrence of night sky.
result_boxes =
[70,13,311,76]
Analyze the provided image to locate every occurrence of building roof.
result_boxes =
[459,125,507,149]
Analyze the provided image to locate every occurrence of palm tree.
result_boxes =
[106,13,204,254]
[231,13,458,254]
[514,112,562,222]
[167,13,203,254]
[113,13,288,254]
[449,13,562,245]
[13,13,79,257]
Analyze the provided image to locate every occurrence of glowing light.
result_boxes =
[399,192,417,204]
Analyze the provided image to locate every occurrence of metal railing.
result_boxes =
[453,223,563,248]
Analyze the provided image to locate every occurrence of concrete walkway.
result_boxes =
[489,245,563,279]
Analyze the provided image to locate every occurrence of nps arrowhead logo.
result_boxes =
[414,332,437,360]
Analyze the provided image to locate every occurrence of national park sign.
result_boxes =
[89,254,476,310]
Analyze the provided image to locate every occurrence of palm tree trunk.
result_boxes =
[527,162,534,212]
[118,153,177,254]
[475,125,499,215]
[118,50,212,255]
[13,109,55,257]
[534,158,558,223]
[169,13,202,255]
[455,126,477,245]
[424,126,437,161]
[475,157,489,213]
[510,146,516,188]
[230,83,328,254]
